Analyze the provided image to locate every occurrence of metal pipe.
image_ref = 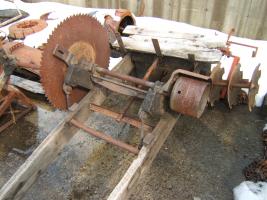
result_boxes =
[143,58,159,81]
[96,67,155,88]
[89,103,153,132]
[213,81,250,88]
[70,118,139,154]
[119,58,159,118]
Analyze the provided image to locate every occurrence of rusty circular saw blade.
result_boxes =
[40,14,110,110]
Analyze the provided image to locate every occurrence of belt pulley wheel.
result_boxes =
[170,76,210,118]
[40,15,110,110]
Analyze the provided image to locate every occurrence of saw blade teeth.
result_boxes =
[40,14,110,110]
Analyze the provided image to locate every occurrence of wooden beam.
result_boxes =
[108,113,178,200]
[9,75,44,94]
[122,25,225,50]
[112,35,222,62]
[0,55,134,200]
[123,25,204,40]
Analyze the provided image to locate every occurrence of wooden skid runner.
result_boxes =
[108,113,178,199]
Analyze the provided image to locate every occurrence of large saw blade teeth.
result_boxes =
[40,14,110,110]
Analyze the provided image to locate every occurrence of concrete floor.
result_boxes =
[0,93,266,200]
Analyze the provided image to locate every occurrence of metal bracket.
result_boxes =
[115,32,127,55]
[53,44,94,89]
[139,81,165,117]
[152,38,162,58]
[162,69,211,93]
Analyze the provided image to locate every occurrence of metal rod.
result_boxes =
[143,58,159,81]
[152,39,162,58]
[228,41,258,50]
[96,67,155,88]
[119,57,159,118]
[92,76,147,99]
[213,81,250,88]
[89,103,153,132]
[70,118,139,154]
[115,32,127,55]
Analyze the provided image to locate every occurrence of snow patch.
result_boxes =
[234,181,267,200]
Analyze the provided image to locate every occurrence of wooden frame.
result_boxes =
[0,54,177,200]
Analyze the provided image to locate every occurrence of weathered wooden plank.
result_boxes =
[122,25,225,48]
[0,55,134,200]
[107,113,178,200]
[112,34,222,62]
[9,75,44,94]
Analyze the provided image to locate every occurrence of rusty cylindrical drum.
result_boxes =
[170,76,210,118]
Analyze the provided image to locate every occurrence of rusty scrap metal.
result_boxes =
[8,19,47,39]
[104,9,135,35]
[40,14,110,110]
[0,85,35,133]
[104,9,135,43]
[2,41,41,75]
[70,118,139,154]
[226,28,258,57]
[0,46,35,132]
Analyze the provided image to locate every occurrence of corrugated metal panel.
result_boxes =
[25,0,267,40]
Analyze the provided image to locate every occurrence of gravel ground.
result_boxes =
[0,94,266,200]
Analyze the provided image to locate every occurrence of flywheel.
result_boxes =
[40,14,110,110]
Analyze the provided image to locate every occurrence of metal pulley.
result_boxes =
[170,76,210,118]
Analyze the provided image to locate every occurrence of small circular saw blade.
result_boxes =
[40,14,110,110]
